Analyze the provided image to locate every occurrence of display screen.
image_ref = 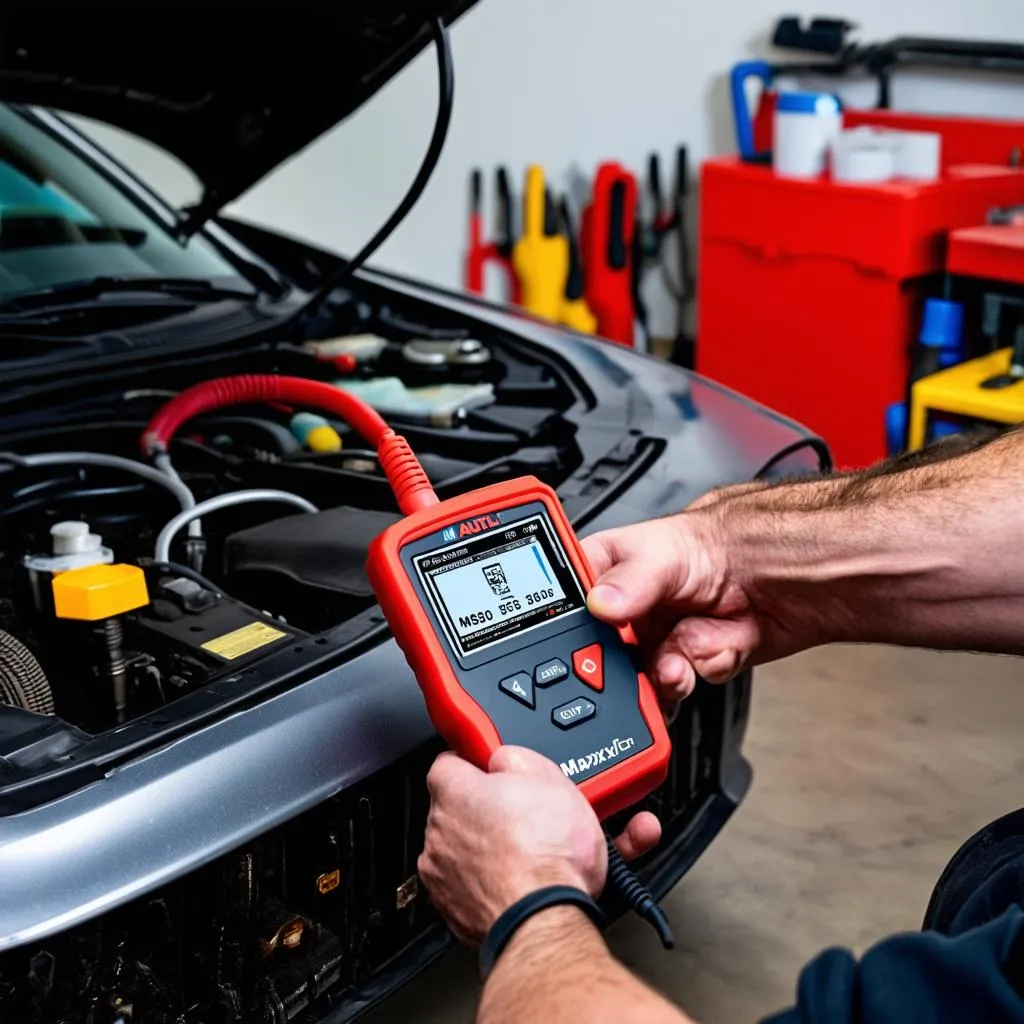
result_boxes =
[414,514,586,657]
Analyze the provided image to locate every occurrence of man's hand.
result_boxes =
[418,747,660,945]
[582,511,759,700]
[581,495,826,703]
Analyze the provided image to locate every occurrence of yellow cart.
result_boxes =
[909,347,1024,451]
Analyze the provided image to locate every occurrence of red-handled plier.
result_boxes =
[465,167,521,304]
[581,162,638,347]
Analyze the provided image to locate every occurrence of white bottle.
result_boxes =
[774,92,843,179]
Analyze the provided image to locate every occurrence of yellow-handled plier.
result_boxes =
[512,165,568,323]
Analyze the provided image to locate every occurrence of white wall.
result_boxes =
[71,0,1024,337]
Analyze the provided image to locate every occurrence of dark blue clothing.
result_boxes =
[763,809,1024,1023]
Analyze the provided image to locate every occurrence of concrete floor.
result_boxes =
[367,644,1024,1023]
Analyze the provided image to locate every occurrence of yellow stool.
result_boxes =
[908,348,1024,451]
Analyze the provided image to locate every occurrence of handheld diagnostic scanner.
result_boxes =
[366,476,671,823]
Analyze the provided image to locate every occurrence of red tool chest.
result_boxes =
[696,157,1024,468]
[947,224,1024,287]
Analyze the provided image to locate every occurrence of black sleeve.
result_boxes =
[761,907,1024,1024]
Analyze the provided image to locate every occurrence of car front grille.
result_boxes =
[0,676,751,1024]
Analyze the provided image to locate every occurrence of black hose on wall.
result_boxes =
[0,629,54,715]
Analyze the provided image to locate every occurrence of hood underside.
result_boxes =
[0,1,475,223]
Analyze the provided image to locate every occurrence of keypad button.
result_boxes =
[499,672,535,709]
[534,658,569,688]
[572,644,604,692]
[552,697,597,730]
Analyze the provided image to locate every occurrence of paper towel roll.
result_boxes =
[831,134,894,184]
[890,131,942,182]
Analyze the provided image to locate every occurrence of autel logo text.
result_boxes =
[444,514,501,542]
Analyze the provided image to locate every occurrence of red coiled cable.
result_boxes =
[141,375,439,515]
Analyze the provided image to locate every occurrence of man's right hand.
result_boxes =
[582,512,751,701]
[581,494,826,704]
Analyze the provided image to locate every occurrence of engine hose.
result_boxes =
[154,489,318,563]
[0,451,197,517]
[605,836,675,949]
[142,375,439,515]
[153,452,201,539]
[0,629,54,715]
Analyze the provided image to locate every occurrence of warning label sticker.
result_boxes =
[202,621,287,661]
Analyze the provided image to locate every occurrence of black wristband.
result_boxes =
[478,886,606,982]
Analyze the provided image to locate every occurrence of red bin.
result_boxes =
[696,156,1024,468]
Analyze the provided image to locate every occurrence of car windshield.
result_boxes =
[0,105,248,302]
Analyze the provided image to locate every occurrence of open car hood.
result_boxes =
[0,1,475,227]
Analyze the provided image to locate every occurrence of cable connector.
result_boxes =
[315,351,358,374]
[378,430,440,515]
[605,836,675,950]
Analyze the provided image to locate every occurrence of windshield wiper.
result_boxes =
[0,276,257,315]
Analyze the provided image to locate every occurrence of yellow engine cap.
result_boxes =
[52,563,149,621]
[306,424,343,453]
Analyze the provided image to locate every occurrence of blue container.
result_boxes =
[919,299,965,359]
[886,402,907,456]
[910,298,966,391]
[887,401,961,455]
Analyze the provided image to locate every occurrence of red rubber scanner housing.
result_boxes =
[367,476,671,822]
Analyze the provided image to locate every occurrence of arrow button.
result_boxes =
[499,672,535,709]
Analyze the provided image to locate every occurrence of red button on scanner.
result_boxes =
[572,644,604,692]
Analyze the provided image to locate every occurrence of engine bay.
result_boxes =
[0,324,588,786]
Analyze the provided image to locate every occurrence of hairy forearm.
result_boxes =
[478,907,692,1024]
[705,428,1024,654]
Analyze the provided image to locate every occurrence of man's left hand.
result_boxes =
[417,746,662,945]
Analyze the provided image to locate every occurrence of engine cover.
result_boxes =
[225,506,401,600]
